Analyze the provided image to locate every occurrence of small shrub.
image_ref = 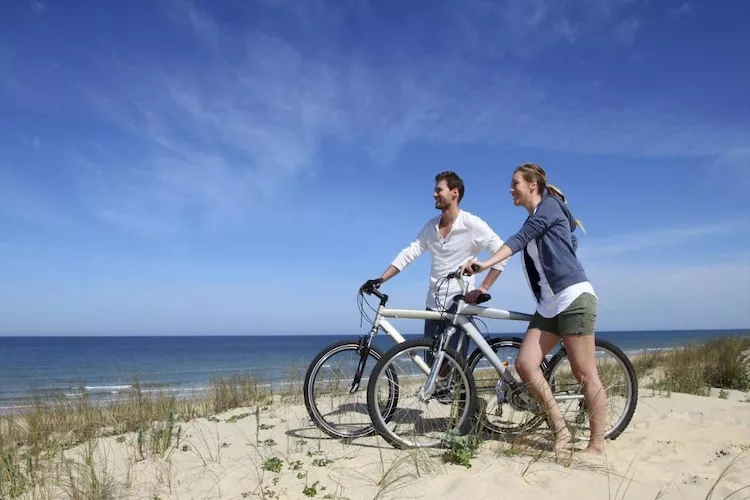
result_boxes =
[441,432,482,469]
[263,457,283,473]
[303,480,320,497]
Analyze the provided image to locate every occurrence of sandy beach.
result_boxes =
[16,384,749,500]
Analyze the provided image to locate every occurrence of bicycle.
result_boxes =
[365,266,639,449]
[303,273,537,440]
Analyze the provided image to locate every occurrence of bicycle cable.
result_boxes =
[357,290,375,329]
[433,271,469,323]
[434,270,492,340]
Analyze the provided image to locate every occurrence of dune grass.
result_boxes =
[632,335,750,396]
[0,372,272,499]
[1,334,748,499]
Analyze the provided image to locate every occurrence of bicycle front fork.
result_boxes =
[349,331,376,393]
[417,325,458,401]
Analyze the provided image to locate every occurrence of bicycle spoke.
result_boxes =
[305,341,398,439]
[368,340,476,449]
[469,338,547,437]
[547,339,637,441]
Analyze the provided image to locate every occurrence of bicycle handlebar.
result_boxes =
[444,262,481,280]
[359,278,387,301]
[360,262,489,305]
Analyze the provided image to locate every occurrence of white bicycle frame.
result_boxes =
[366,272,534,401]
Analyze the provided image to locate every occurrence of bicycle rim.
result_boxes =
[367,339,477,449]
[304,340,398,439]
[546,338,638,441]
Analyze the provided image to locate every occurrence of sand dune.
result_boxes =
[24,387,749,500]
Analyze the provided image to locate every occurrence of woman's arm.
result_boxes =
[466,198,563,274]
[503,198,562,254]
[473,244,513,272]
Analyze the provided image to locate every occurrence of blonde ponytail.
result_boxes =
[547,183,586,234]
[514,163,586,233]
[546,184,566,203]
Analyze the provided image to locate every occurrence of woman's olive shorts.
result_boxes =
[529,292,598,337]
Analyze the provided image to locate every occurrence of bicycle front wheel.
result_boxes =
[367,339,477,449]
[546,338,638,441]
[304,339,399,439]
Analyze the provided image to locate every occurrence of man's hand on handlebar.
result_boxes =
[465,288,489,304]
[359,278,383,294]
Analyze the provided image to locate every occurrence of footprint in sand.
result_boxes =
[660,411,692,423]
[688,412,706,425]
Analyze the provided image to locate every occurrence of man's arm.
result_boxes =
[379,264,401,283]
[470,214,510,288]
[378,224,429,283]
[476,268,502,293]
[472,215,510,274]
[465,215,506,302]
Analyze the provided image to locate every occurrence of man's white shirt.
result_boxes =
[390,210,509,310]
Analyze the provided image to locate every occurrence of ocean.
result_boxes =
[1,329,747,412]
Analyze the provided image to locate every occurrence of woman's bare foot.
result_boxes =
[578,443,604,455]
[553,427,573,459]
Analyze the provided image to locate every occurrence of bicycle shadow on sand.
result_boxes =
[286,403,429,448]
[285,410,555,455]
[288,415,560,458]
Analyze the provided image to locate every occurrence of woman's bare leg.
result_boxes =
[560,334,607,454]
[515,328,571,453]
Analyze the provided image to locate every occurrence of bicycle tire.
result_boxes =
[367,338,477,449]
[304,339,399,439]
[546,337,638,441]
[466,336,549,436]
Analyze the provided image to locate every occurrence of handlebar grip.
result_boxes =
[475,293,491,305]
[471,263,481,272]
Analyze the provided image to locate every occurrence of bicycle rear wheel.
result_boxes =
[367,339,477,449]
[467,336,549,437]
[546,338,638,441]
[304,339,399,439]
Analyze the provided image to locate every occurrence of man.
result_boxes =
[369,171,510,362]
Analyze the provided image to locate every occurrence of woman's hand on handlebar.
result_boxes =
[462,258,487,276]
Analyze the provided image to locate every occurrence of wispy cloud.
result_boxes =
[4,0,746,238]
[578,220,749,260]
[446,0,643,57]
[588,259,750,330]
[614,16,641,46]
[0,172,72,229]
[260,0,642,58]
[711,148,750,189]
[72,33,343,235]
[668,2,694,18]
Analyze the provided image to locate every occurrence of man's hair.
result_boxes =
[435,171,464,203]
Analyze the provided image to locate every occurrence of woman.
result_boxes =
[464,162,606,456]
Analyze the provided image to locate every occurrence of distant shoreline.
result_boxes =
[0,329,747,413]
[2,331,748,415]
[0,327,748,337]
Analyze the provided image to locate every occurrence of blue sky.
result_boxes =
[1,0,748,336]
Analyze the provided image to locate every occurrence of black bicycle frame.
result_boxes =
[349,331,376,393]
